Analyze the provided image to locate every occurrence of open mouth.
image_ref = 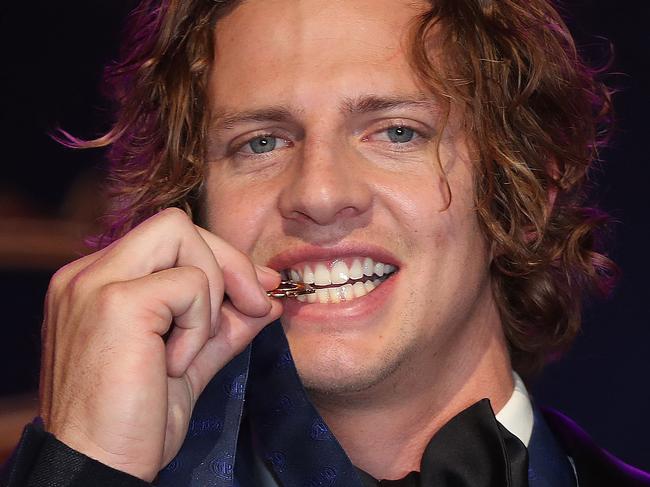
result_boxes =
[281,257,398,304]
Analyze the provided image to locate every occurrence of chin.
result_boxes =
[287,333,414,400]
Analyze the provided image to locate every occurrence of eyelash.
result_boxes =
[230,133,291,158]
[365,123,427,147]
[231,123,429,158]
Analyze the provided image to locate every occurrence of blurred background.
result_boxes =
[0,0,648,470]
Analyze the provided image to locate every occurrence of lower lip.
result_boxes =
[281,273,399,323]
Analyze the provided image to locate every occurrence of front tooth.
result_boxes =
[307,291,318,303]
[314,263,331,286]
[362,257,374,277]
[316,288,329,303]
[349,259,363,280]
[340,284,353,301]
[374,262,385,277]
[384,264,396,274]
[328,287,341,304]
[364,280,376,292]
[331,261,349,285]
[296,294,307,302]
[352,281,367,298]
[302,264,315,284]
[290,269,301,281]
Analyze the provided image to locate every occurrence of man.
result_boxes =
[2,0,649,485]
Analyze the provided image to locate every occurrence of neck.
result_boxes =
[309,309,513,480]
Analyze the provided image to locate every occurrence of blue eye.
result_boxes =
[248,136,277,154]
[386,126,415,143]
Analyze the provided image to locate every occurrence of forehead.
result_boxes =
[210,0,430,112]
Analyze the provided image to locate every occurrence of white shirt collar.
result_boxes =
[495,372,534,447]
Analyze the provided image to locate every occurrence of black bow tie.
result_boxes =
[356,399,529,487]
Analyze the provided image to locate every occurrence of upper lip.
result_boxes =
[266,243,401,272]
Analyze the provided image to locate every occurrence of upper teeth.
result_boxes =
[286,257,396,286]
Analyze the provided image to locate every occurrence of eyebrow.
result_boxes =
[211,94,437,130]
[212,107,297,130]
[341,94,437,115]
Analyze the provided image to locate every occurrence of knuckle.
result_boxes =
[96,282,128,312]
[159,207,190,226]
[67,268,93,299]
[148,207,196,240]
[49,252,101,300]
[222,247,255,277]
[49,263,75,295]
[184,266,210,290]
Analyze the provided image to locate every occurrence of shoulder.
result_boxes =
[542,408,650,487]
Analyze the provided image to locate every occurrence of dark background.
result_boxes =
[0,0,648,471]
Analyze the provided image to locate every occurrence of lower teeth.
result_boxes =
[297,276,388,303]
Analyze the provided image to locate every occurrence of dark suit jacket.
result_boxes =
[3,404,649,486]
[542,408,650,486]
[3,322,649,486]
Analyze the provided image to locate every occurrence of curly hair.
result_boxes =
[63,0,617,375]
[408,0,617,374]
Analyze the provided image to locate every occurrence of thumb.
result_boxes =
[183,299,283,401]
[255,265,282,290]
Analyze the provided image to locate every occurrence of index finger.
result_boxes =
[195,226,280,317]
[85,209,226,325]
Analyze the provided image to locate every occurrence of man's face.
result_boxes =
[205,0,498,397]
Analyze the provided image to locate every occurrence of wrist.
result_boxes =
[52,425,159,482]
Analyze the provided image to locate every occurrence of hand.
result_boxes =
[39,208,282,481]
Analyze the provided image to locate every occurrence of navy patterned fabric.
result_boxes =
[156,346,251,486]
[247,322,364,487]
[156,320,576,487]
[156,320,364,487]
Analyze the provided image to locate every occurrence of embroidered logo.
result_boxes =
[265,451,287,473]
[310,418,333,441]
[223,373,247,399]
[273,394,295,415]
[188,417,223,438]
[274,349,294,369]
[163,457,181,473]
[305,466,337,487]
[272,392,308,416]
[210,453,234,481]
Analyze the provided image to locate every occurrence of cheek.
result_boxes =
[374,137,474,236]
[204,172,274,254]
[388,164,487,270]
[378,169,453,243]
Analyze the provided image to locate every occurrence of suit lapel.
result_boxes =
[542,408,650,486]
[526,406,577,487]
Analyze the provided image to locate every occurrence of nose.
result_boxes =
[278,137,373,227]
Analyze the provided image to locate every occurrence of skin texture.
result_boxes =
[40,209,283,480]
[40,0,513,481]
[205,0,513,478]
